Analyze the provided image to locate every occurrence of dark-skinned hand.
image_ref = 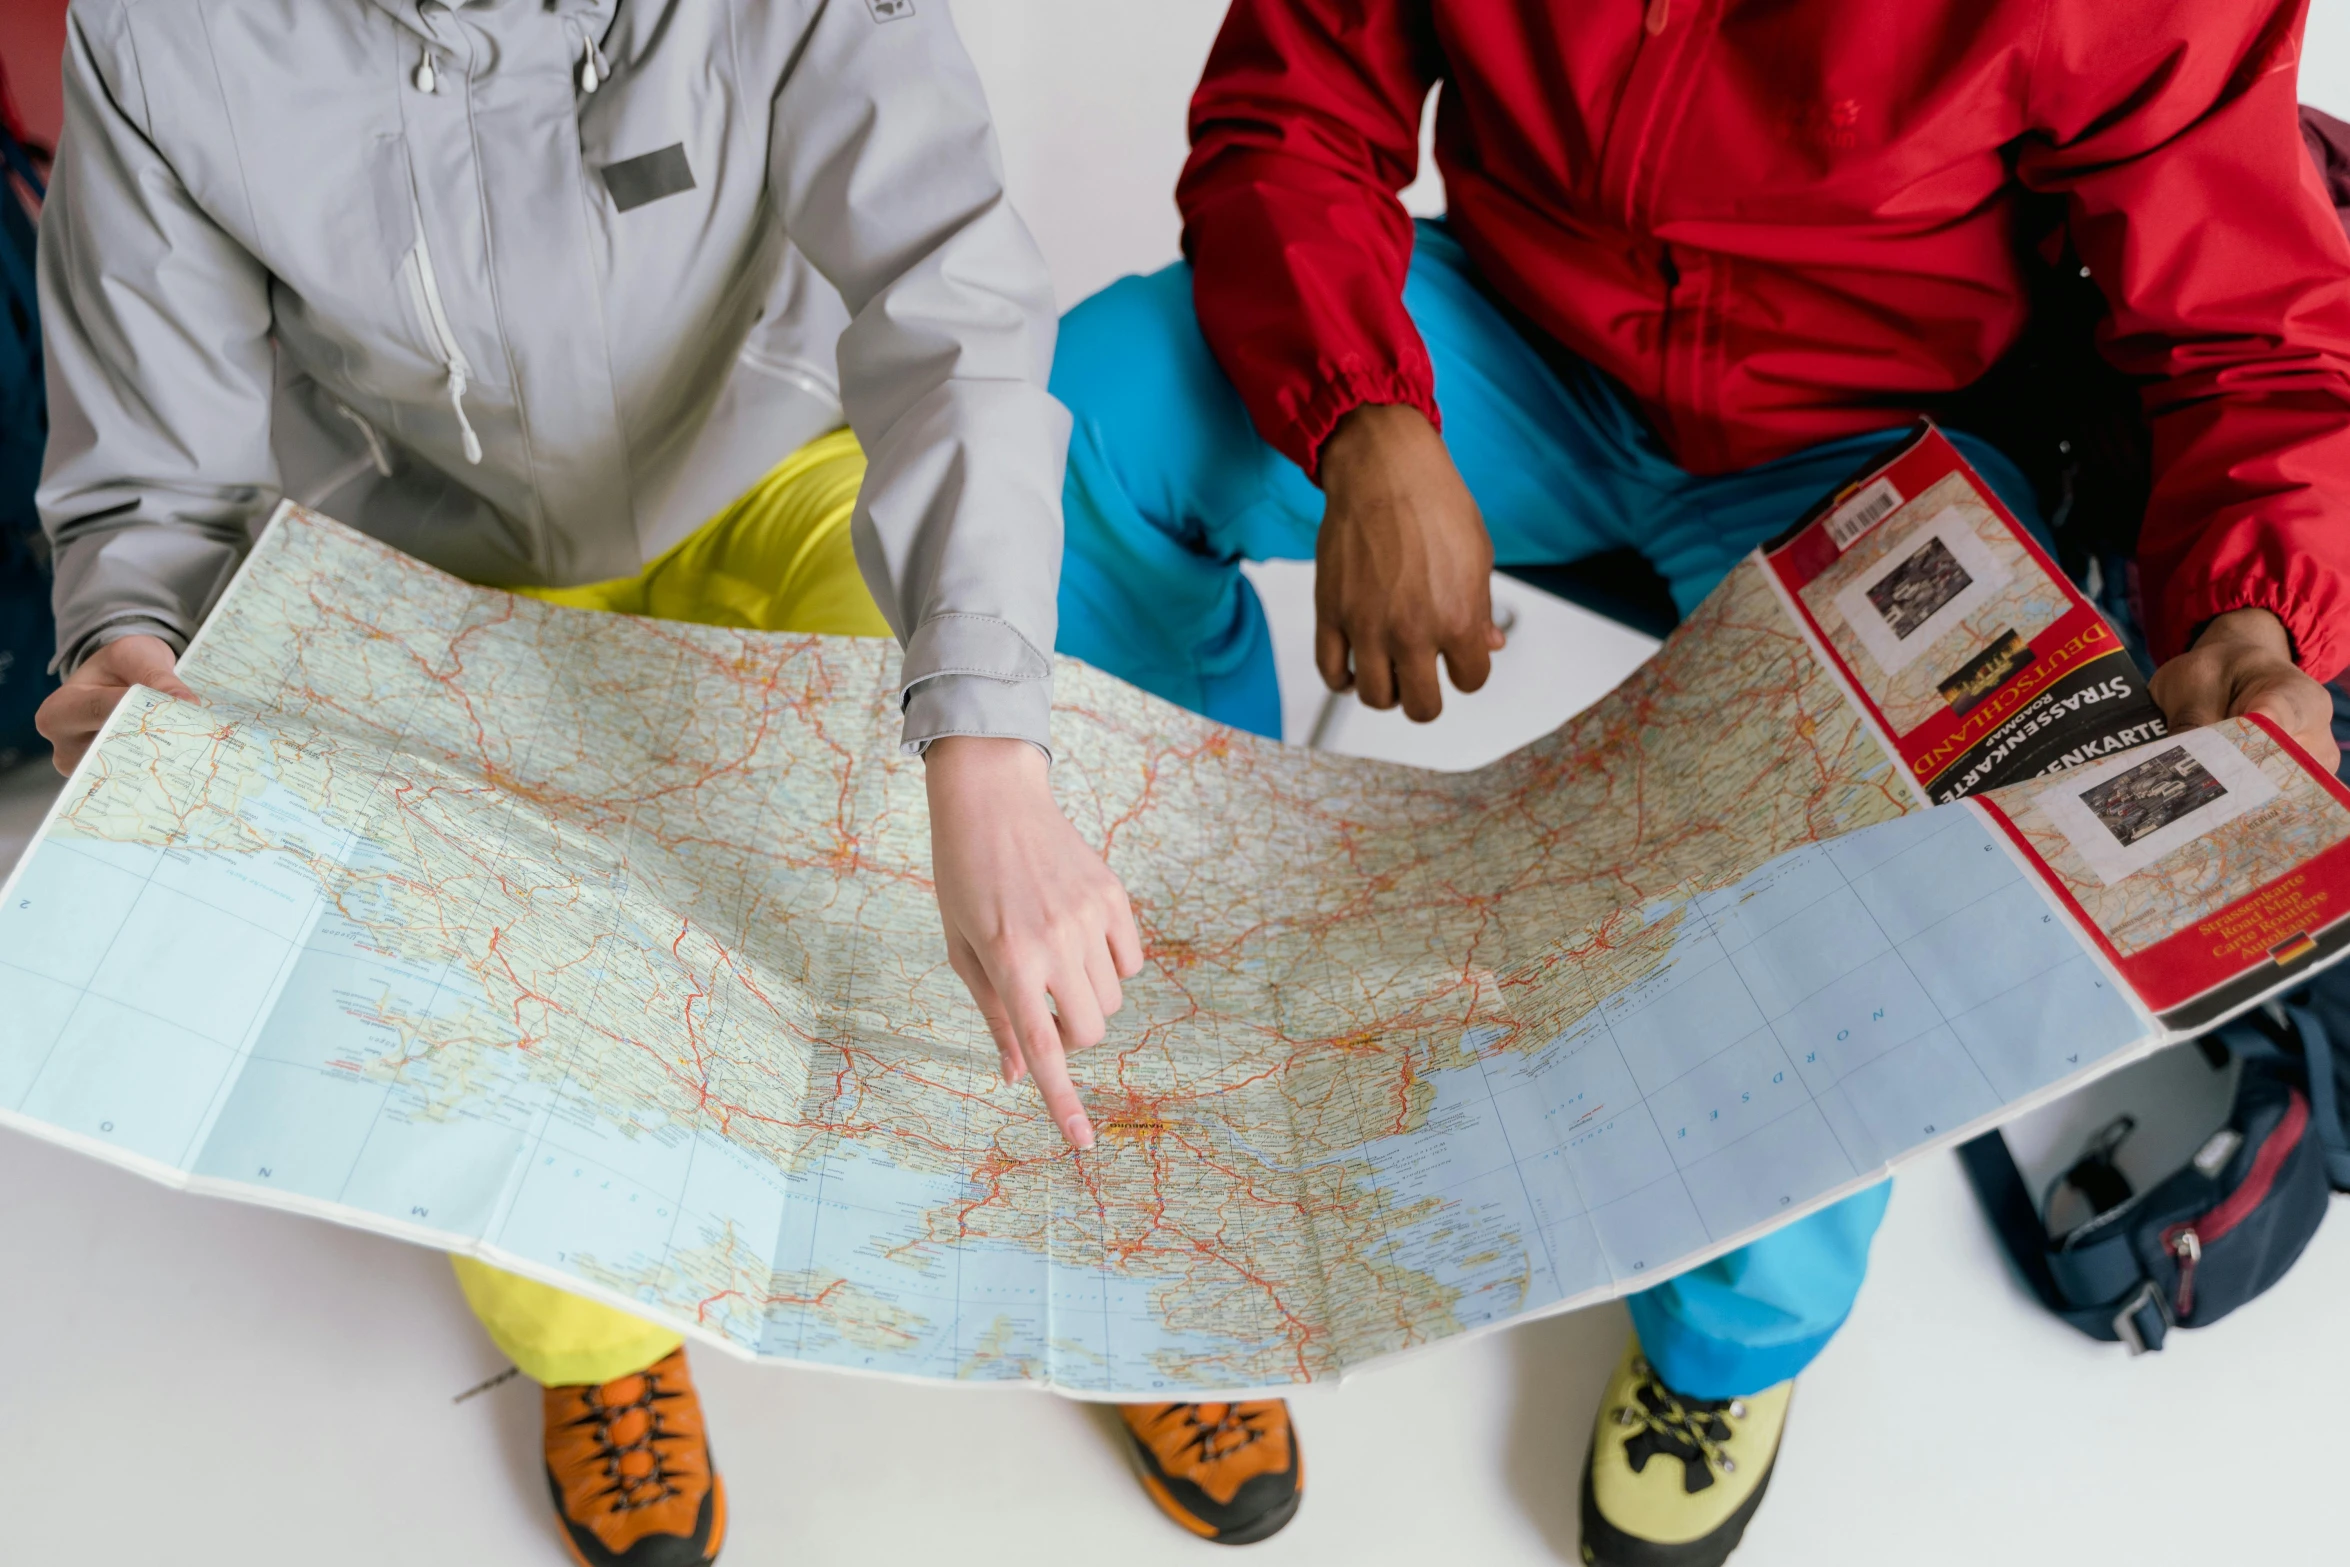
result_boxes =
[2150,607,2339,775]
[1313,403,1506,722]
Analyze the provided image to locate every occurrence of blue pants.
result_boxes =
[1052,222,2047,1398]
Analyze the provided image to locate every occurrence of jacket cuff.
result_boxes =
[2166,575,2346,685]
[1288,366,1442,483]
[901,611,1052,687]
[57,615,191,678]
[900,671,1055,759]
[898,612,1055,756]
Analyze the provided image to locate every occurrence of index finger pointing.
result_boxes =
[1009,985,1095,1150]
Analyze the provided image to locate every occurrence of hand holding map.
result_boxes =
[2150,607,2341,776]
[33,633,196,775]
[4,426,2347,1397]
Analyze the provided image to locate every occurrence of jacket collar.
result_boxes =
[364,0,617,47]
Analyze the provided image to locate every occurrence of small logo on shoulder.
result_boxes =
[865,0,914,21]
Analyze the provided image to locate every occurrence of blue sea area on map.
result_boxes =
[186,813,568,1235]
[747,1136,1329,1390]
[0,821,325,1170]
[1345,802,2148,1331]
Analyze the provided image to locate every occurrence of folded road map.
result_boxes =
[5,426,2346,1396]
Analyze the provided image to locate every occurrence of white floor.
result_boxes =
[3,572,2344,1565]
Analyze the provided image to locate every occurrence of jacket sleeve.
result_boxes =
[37,0,279,674]
[1177,0,1442,480]
[764,1,1067,756]
[2020,0,2350,680]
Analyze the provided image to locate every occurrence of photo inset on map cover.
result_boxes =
[2082,746,2227,849]
[2034,727,2280,886]
[1830,505,2015,677]
[1868,534,1972,640]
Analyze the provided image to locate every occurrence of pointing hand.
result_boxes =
[924,735,1144,1149]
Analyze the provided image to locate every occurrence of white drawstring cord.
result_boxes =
[445,366,483,465]
[575,26,610,93]
[332,402,396,478]
[413,45,438,92]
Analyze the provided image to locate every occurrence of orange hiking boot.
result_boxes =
[1119,1401,1303,1545]
[543,1347,728,1567]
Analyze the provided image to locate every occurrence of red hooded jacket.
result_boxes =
[1177,0,2350,678]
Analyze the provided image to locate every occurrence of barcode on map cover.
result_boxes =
[1825,477,1903,551]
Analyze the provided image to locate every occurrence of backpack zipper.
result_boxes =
[403,192,484,465]
[2168,1229,2201,1318]
[2163,1092,2308,1321]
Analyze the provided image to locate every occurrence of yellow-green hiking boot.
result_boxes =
[1579,1336,1791,1567]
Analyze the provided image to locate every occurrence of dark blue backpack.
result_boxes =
[0,112,52,770]
[1961,1013,2340,1354]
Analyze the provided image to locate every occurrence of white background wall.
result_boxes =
[952,0,1447,314]
[950,1,1220,309]
[2310,0,2350,118]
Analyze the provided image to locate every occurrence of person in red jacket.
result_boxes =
[1049,0,2350,1559]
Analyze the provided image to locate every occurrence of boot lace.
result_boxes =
[1613,1356,1746,1495]
[1147,1402,1277,1470]
[569,1369,689,1513]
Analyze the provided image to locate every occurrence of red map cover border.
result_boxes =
[1763,428,2119,797]
[1975,713,2350,1026]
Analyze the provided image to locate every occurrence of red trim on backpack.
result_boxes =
[2163,1090,2309,1320]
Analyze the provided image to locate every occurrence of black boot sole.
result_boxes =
[1123,1429,1303,1546]
[1576,1442,1778,1567]
[1211,1484,1303,1546]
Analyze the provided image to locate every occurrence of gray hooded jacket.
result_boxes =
[39,0,1067,753]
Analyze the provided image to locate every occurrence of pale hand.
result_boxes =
[2150,608,2340,775]
[1314,403,1507,722]
[924,735,1144,1150]
[34,633,198,775]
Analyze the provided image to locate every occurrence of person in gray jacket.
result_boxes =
[30,1,1143,1562]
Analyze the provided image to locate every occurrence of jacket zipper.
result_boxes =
[1601,0,1700,449]
[2163,1092,2308,1320]
[1657,242,1680,426]
[404,192,484,466]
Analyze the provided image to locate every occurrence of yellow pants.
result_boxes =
[454,427,887,1388]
